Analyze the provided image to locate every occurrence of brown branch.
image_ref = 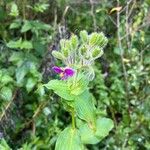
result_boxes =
[120,22,150,41]
[125,0,131,49]
[32,101,48,119]
[128,0,136,18]
[22,100,49,130]
[0,90,18,122]
[117,0,131,121]
[108,15,117,27]
[89,0,97,31]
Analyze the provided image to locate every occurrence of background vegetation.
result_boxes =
[0,0,150,149]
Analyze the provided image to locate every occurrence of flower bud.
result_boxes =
[92,47,103,59]
[52,51,65,60]
[70,35,79,50]
[80,30,88,43]
[89,32,108,48]
[62,48,69,57]
[79,45,87,56]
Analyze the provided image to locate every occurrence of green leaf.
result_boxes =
[55,127,83,150]
[7,39,33,50]
[9,19,21,29]
[21,21,32,33]
[7,39,22,49]
[33,3,49,13]
[69,75,88,95]
[0,86,12,101]
[26,77,37,92]
[17,143,33,150]
[74,90,96,123]
[33,41,46,56]
[95,117,114,139]
[21,41,33,49]
[144,55,150,64]
[76,118,85,128]
[61,100,74,112]
[44,80,75,101]
[1,75,13,86]
[9,3,19,17]
[16,64,28,85]
[114,47,123,55]
[36,84,45,97]
[0,71,2,79]
[79,123,99,144]
[79,117,114,144]
[31,21,51,31]
[9,52,24,66]
[0,139,12,150]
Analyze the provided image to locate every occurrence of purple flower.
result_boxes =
[52,66,75,80]
[52,66,63,74]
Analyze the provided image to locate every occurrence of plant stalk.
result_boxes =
[71,110,75,130]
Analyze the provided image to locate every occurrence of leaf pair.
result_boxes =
[55,117,114,150]
[44,76,88,101]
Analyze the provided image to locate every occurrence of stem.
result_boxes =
[89,0,97,31]
[71,110,75,130]
[117,0,131,122]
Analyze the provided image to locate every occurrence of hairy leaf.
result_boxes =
[44,80,75,101]
[55,127,83,150]
[74,90,96,123]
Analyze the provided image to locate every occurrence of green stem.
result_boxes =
[71,110,75,130]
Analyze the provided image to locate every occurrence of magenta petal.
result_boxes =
[64,68,75,77]
[52,66,63,74]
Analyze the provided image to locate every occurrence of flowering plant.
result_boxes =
[44,31,114,150]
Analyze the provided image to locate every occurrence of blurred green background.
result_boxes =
[0,0,150,149]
